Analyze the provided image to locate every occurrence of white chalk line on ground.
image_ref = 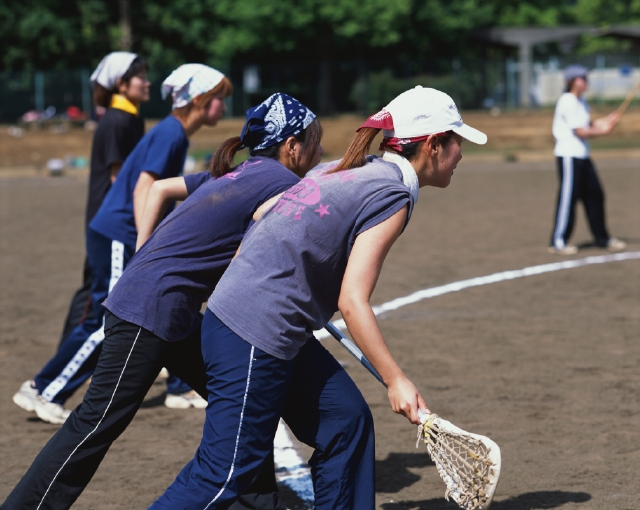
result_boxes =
[274,250,640,504]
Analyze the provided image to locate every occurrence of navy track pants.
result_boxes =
[150,310,375,510]
[550,156,610,249]
[34,228,132,404]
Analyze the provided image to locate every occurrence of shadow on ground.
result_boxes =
[140,393,166,408]
[577,237,639,249]
[376,453,434,493]
[278,483,312,510]
[380,491,591,509]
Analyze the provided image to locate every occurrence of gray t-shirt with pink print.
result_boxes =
[207,155,414,360]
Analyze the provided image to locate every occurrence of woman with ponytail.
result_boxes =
[2,93,322,510]
[151,87,487,510]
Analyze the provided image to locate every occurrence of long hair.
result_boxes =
[209,118,323,178]
[92,57,149,108]
[329,128,454,173]
[172,77,234,120]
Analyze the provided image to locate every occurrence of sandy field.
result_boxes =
[0,113,639,509]
[2,106,640,171]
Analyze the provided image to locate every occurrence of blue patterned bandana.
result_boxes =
[241,93,315,151]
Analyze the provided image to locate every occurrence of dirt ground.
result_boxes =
[0,118,639,509]
[2,106,640,170]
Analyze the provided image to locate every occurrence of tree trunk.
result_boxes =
[119,0,132,51]
[317,32,334,115]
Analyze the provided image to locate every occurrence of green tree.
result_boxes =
[0,0,115,70]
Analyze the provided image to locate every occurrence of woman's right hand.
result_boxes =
[387,375,429,425]
[593,112,620,134]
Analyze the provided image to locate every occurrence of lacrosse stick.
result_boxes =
[323,322,501,510]
[616,81,640,117]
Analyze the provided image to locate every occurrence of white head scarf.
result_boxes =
[161,64,225,110]
[90,52,138,90]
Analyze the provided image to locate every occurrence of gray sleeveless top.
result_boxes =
[208,155,415,360]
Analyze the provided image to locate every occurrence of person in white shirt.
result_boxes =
[549,64,626,255]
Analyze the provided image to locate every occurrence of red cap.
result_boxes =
[358,109,394,131]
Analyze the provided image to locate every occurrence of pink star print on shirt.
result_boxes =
[314,203,330,218]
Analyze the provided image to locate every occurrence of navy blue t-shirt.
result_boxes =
[104,157,300,342]
[86,107,145,229]
[89,115,189,248]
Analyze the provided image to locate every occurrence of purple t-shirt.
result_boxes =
[208,156,414,360]
[104,157,300,342]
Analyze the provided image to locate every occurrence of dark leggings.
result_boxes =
[2,312,284,510]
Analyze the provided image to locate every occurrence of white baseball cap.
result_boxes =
[371,86,487,145]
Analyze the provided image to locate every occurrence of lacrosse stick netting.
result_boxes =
[416,410,501,510]
[323,321,501,510]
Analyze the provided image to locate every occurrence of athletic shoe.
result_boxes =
[548,245,578,255]
[165,390,208,409]
[607,237,627,252]
[34,396,72,425]
[13,380,39,413]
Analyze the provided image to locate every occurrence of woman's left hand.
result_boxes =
[387,375,429,425]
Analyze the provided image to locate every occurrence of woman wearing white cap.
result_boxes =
[12,52,150,424]
[549,64,626,255]
[150,86,487,509]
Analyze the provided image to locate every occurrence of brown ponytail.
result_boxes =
[211,117,323,178]
[330,128,457,173]
[209,136,244,177]
[328,127,381,173]
[92,84,113,109]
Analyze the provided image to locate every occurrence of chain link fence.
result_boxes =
[2,53,639,124]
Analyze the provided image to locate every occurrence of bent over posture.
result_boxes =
[1,93,322,510]
[151,86,487,509]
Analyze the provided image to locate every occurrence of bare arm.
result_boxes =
[230,193,285,260]
[133,171,162,235]
[109,163,122,183]
[338,206,428,425]
[136,176,189,251]
[133,171,160,248]
[574,111,620,138]
[253,192,283,222]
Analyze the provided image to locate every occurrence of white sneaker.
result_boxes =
[165,390,207,409]
[34,396,72,425]
[548,245,578,255]
[13,380,39,412]
[607,237,627,252]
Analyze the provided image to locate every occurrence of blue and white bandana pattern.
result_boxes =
[241,93,315,151]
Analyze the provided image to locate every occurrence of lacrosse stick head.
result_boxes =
[416,411,501,510]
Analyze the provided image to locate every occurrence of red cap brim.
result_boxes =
[357,109,394,131]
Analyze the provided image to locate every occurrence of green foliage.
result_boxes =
[3,0,640,71]
[349,68,480,113]
[0,0,113,70]
[206,0,411,60]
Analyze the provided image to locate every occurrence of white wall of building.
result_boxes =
[531,63,640,106]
